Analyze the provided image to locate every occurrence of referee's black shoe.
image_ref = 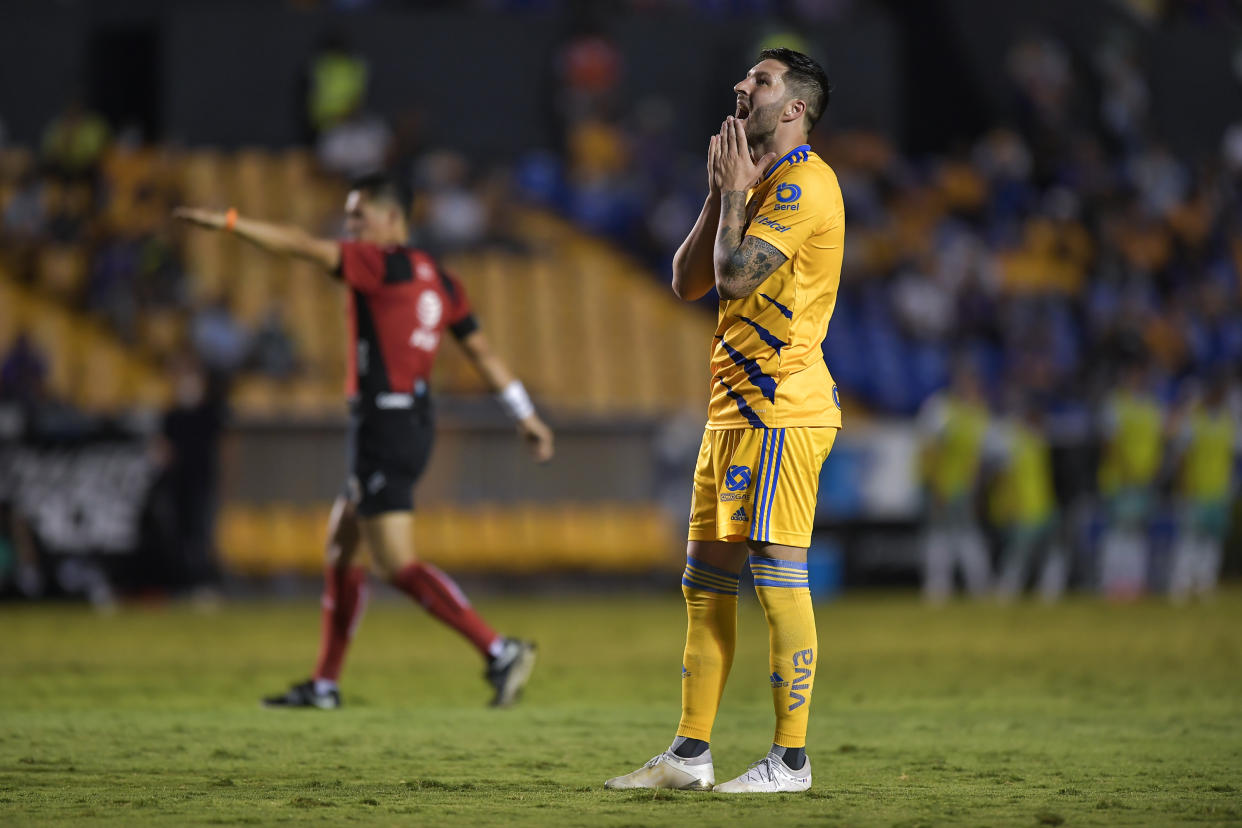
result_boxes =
[262,679,341,710]
[486,639,537,707]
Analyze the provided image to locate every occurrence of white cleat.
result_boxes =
[713,751,812,793]
[604,749,715,790]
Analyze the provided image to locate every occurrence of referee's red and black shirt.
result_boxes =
[335,241,477,398]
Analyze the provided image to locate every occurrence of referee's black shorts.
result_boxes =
[344,391,434,517]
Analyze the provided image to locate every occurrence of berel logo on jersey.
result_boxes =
[415,260,437,282]
[774,183,802,211]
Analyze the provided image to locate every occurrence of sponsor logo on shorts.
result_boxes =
[366,471,387,494]
[731,507,748,522]
[770,671,788,689]
[833,384,841,409]
[682,664,692,679]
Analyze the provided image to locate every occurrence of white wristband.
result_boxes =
[496,379,536,421]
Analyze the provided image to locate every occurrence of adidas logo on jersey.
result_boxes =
[731,507,748,522]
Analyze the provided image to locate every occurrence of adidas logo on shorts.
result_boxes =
[731,507,748,522]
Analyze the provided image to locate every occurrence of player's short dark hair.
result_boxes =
[348,173,409,216]
[759,47,831,131]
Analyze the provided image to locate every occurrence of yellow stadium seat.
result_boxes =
[231,376,281,418]
[218,506,268,576]
[35,244,88,300]
[181,150,226,206]
[138,309,187,357]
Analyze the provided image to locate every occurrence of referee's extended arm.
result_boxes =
[173,206,341,272]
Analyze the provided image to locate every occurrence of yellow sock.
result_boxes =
[676,557,740,743]
[750,555,817,748]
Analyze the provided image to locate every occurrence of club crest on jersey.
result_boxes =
[417,292,443,327]
[410,291,444,352]
[724,465,751,491]
[774,182,801,210]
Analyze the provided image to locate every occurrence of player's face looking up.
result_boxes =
[344,189,406,246]
[733,58,797,146]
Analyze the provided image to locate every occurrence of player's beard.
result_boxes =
[743,101,781,148]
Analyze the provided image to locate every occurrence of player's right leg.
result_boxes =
[607,428,747,791]
[605,539,743,791]
[263,495,367,709]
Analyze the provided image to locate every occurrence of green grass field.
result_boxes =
[2,588,1240,827]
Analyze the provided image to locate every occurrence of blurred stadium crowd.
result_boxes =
[1,0,1240,602]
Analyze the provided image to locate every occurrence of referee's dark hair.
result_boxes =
[759,47,832,131]
[349,172,410,216]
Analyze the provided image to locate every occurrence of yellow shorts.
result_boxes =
[688,427,837,548]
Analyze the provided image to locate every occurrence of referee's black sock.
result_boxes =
[671,736,709,759]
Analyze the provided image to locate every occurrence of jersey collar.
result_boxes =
[762,144,812,182]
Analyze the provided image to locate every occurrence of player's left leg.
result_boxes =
[361,511,535,707]
[715,427,836,793]
[711,538,816,793]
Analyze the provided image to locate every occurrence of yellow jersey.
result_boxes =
[920,393,990,501]
[706,145,845,430]
[1179,407,1235,500]
[989,421,1056,527]
[1098,390,1163,493]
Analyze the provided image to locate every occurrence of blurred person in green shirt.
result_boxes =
[988,393,1066,602]
[917,361,993,602]
[1096,359,1165,599]
[307,35,368,136]
[40,99,109,180]
[1167,372,1237,601]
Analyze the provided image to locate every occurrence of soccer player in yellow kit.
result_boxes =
[606,48,840,794]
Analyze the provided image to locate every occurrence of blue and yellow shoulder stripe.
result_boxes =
[763,144,813,182]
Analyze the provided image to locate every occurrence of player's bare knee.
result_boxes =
[687,540,746,574]
[746,540,808,563]
[358,513,417,580]
[324,499,361,568]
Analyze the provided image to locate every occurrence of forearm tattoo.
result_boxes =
[715,191,787,299]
